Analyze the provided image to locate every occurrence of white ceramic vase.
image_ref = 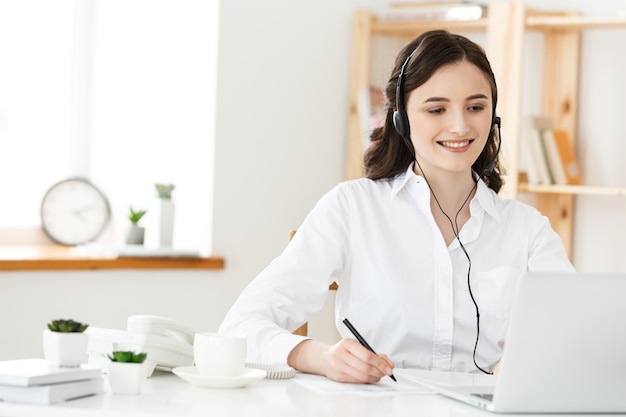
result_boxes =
[126,225,145,245]
[108,361,147,395]
[159,199,175,247]
[42,330,88,368]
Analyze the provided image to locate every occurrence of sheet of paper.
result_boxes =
[292,370,435,396]
[397,368,496,388]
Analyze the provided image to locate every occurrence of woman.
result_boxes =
[219,30,574,383]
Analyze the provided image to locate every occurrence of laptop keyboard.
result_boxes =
[472,393,494,401]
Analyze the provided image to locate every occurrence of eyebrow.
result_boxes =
[423,93,490,103]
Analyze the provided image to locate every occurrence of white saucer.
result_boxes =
[172,366,267,389]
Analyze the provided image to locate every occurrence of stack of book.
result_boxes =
[521,116,582,185]
[0,358,104,405]
[376,1,487,22]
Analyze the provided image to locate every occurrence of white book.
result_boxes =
[522,118,552,184]
[520,122,543,184]
[540,129,568,184]
[0,358,103,387]
[377,3,486,22]
[0,376,104,405]
[533,129,552,184]
[527,116,556,184]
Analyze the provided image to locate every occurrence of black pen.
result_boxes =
[342,318,397,382]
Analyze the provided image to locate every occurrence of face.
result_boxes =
[405,60,493,178]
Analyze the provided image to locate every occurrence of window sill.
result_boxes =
[0,245,225,271]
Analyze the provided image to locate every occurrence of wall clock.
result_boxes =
[40,178,111,246]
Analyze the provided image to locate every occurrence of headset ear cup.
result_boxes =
[393,110,409,138]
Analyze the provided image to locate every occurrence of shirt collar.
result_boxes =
[474,178,500,222]
[390,163,420,199]
[390,163,501,222]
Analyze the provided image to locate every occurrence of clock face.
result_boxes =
[40,178,111,246]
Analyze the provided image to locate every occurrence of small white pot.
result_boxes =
[108,362,146,395]
[42,330,88,368]
[126,225,145,245]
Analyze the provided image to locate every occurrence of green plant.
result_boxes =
[154,183,175,199]
[47,319,89,333]
[128,207,147,224]
[107,351,148,363]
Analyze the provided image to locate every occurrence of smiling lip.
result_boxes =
[438,139,473,151]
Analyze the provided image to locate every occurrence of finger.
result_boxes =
[323,340,383,383]
[378,353,396,373]
[346,340,395,375]
[341,340,391,382]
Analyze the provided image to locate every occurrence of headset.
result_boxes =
[392,48,503,375]
[392,51,415,140]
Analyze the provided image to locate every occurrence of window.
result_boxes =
[0,0,219,253]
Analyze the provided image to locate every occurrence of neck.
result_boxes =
[414,162,476,214]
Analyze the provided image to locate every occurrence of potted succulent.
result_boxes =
[154,183,175,247]
[126,206,147,245]
[43,319,89,368]
[107,351,148,395]
[154,183,175,199]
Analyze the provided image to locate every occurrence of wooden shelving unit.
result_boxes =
[345,2,626,259]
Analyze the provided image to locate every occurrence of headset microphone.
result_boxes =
[482,116,501,177]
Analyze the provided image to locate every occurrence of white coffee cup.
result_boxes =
[193,332,247,377]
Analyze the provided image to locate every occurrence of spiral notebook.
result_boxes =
[246,363,296,380]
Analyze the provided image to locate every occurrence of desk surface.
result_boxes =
[0,370,622,417]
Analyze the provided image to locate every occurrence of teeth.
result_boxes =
[440,141,470,148]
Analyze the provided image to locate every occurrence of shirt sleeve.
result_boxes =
[219,184,351,364]
[527,211,575,272]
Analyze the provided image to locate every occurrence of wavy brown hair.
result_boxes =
[364,30,504,193]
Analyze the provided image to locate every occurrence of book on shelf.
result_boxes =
[0,358,103,387]
[521,116,553,185]
[521,127,548,185]
[376,2,486,22]
[0,376,104,405]
[551,129,582,184]
[540,128,568,185]
[388,1,480,7]
[520,116,582,186]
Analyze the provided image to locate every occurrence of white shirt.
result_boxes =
[219,164,574,373]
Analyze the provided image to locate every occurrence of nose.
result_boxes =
[447,111,470,136]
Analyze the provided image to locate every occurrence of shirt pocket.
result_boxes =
[474,267,523,322]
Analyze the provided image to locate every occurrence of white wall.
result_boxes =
[0,0,384,360]
[1,0,625,360]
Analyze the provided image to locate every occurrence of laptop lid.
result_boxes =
[437,272,626,413]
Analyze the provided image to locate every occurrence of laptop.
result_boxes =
[426,272,626,413]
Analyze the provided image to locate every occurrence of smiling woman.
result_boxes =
[0,0,219,253]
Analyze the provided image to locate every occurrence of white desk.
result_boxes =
[0,370,622,417]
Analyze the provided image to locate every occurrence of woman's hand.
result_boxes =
[287,338,395,383]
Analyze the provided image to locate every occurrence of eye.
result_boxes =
[427,107,445,114]
[468,104,485,112]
